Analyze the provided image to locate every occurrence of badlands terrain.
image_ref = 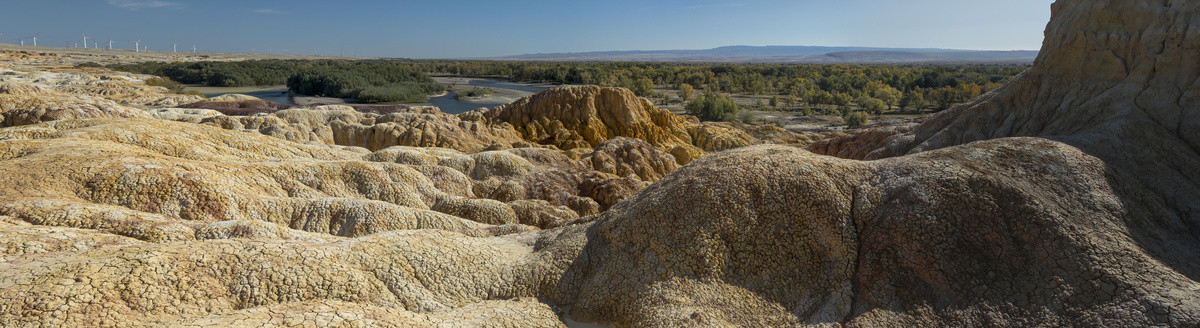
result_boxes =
[0,0,1198,327]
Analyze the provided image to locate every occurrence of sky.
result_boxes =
[0,0,1054,58]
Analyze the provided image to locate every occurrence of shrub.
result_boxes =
[455,87,495,100]
[843,111,869,128]
[632,78,655,97]
[677,83,694,100]
[685,91,740,122]
[738,110,756,123]
[356,86,428,103]
[862,98,887,115]
[144,77,184,90]
[179,90,206,98]
[900,91,924,110]
[143,77,203,97]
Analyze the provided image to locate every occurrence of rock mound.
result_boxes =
[810,0,1200,286]
[560,140,1199,326]
[583,137,680,182]
[0,227,575,327]
[482,86,698,150]
[552,0,1200,325]
[0,69,203,107]
[0,118,533,241]
[480,86,763,164]
[0,81,151,127]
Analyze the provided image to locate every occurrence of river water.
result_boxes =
[425,77,556,114]
[185,77,556,115]
[187,85,293,104]
[426,92,501,114]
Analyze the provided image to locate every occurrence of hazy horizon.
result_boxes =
[0,0,1054,58]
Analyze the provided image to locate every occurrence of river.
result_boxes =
[185,85,293,104]
[425,76,557,114]
[184,77,559,115]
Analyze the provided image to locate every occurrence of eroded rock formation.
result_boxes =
[1,0,1197,326]
[0,68,202,108]
[479,86,758,164]
[0,80,152,127]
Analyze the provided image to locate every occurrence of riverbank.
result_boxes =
[433,76,557,105]
[184,85,292,103]
[179,76,566,114]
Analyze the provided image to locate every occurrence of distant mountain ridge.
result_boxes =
[493,45,1038,64]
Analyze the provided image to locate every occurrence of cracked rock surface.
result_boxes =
[1,0,1199,326]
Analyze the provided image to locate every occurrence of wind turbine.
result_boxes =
[172,43,177,53]
[82,34,88,49]
[29,35,36,47]
[108,40,114,50]
[134,40,140,52]
[192,44,197,53]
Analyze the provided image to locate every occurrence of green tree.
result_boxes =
[770,95,780,108]
[809,90,835,108]
[686,91,740,121]
[899,91,924,110]
[104,58,1030,108]
[959,83,983,100]
[874,86,902,110]
[738,110,756,123]
[833,92,854,107]
[932,87,960,110]
[863,98,887,115]
[843,111,869,127]
[863,81,887,96]
[632,77,655,97]
[678,83,695,100]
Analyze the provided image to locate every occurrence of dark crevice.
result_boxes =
[843,183,866,324]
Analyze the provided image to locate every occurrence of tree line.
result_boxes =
[402,59,1026,111]
[105,60,445,103]
[105,59,1026,110]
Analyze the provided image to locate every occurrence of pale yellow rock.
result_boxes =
[147,107,223,123]
[0,118,517,239]
[0,69,202,108]
[584,137,680,182]
[3,2,1198,326]
[0,81,151,127]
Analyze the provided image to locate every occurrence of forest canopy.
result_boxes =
[107,59,1026,107]
[107,60,445,103]
[407,60,1025,110]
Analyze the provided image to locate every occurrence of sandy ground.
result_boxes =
[294,96,350,106]
[448,86,527,104]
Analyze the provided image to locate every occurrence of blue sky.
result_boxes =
[0,0,1053,58]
